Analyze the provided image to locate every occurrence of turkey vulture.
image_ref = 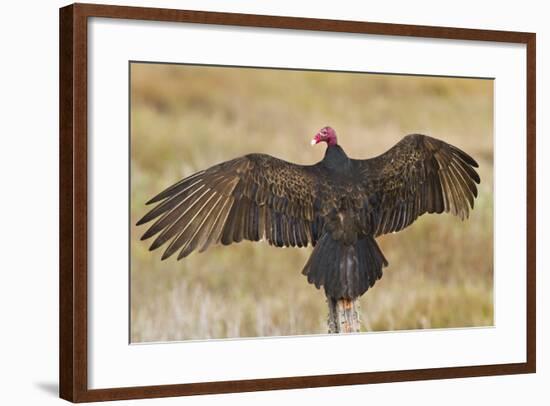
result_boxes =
[137,126,480,300]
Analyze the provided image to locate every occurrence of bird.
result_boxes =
[137,126,480,300]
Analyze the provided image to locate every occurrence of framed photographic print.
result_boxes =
[59,3,536,402]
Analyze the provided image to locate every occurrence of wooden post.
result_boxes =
[327,296,361,333]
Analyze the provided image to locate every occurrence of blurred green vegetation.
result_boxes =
[130,63,493,342]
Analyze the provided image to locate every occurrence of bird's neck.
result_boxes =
[323,144,351,173]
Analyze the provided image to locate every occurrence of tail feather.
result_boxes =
[302,233,388,299]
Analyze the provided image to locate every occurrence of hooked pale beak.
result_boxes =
[311,134,320,146]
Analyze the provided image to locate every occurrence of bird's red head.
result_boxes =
[312,126,338,146]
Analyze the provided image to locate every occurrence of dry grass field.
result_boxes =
[130,63,493,342]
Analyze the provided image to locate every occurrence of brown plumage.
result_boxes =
[137,126,480,299]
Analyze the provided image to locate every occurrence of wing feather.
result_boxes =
[137,154,326,260]
[353,134,480,236]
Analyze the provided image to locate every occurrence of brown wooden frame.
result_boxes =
[59,3,536,402]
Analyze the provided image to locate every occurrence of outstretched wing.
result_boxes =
[353,134,480,237]
[137,154,327,260]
